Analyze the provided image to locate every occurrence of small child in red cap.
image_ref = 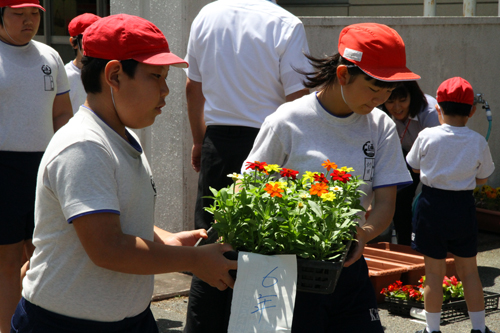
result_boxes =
[407,77,495,333]
[65,13,100,114]
[11,13,236,333]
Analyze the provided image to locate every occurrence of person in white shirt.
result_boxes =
[184,1,311,331]
[64,13,100,114]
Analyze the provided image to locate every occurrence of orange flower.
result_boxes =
[310,183,328,197]
[265,183,284,198]
[322,159,338,172]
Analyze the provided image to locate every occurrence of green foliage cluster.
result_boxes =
[205,162,365,261]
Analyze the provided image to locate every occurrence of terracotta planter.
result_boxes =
[365,258,408,303]
[476,207,500,234]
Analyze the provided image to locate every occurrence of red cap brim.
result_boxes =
[9,3,45,11]
[360,66,421,82]
[132,50,188,68]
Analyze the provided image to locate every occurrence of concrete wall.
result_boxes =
[282,0,499,17]
[302,16,500,187]
[111,1,500,233]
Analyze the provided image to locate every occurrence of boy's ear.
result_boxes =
[469,105,477,118]
[435,104,444,125]
[104,60,122,90]
[336,65,349,86]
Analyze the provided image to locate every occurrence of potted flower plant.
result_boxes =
[205,160,365,293]
[474,185,500,233]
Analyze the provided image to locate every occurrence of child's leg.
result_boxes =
[423,256,446,332]
[454,255,484,311]
[423,255,446,312]
[454,255,486,332]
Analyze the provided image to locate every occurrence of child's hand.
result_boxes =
[164,229,208,247]
[192,243,238,290]
[343,226,368,267]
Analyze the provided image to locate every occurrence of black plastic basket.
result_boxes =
[296,240,352,294]
[198,227,352,294]
[385,291,500,321]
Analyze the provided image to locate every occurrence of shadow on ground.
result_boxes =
[156,318,183,332]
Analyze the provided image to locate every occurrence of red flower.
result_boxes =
[330,169,352,184]
[245,161,268,172]
[280,168,299,180]
[313,173,329,184]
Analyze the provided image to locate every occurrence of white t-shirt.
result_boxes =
[23,106,157,322]
[185,0,312,128]
[65,61,86,114]
[406,124,495,191]
[393,94,440,152]
[242,93,412,226]
[0,39,70,152]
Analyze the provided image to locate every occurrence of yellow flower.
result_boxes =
[321,192,336,202]
[269,181,287,189]
[298,202,305,208]
[264,164,281,173]
[338,166,354,172]
[302,171,318,182]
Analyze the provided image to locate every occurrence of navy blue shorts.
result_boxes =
[0,151,43,245]
[11,298,158,333]
[411,185,477,259]
[185,256,382,333]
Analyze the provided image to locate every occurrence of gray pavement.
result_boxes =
[151,230,500,332]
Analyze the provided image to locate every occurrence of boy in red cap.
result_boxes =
[0,0,72,331]
[407,77,495,333]
[65,13,100,114]
[11,14,236,333]
[240,23,416,333]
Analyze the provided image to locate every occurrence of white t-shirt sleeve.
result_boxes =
[280,22,311,96]
[477,143,495,179]
[44,141,120,222]
[406,135,422,170]
[242,120,288,173]
[184,21,202,82]
[55,53,71,95]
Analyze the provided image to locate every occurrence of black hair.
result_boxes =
[71,34,83,56]
[296,53,400,90]
[81,57,139,94]
[0,7,4,26]
[379,81,428,118]
[438,101,473,117]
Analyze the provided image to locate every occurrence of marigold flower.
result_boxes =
[310,183,329,197]
[302,171,318,182]
[227,173,243,181]
[322,159,338,172]
[321,192,336,202]
[313,173,329,184]
[280,168,299,180]
[245,161,268,172]
[264,183,284,198]
[264,164,281,173]
[338,166,354,172]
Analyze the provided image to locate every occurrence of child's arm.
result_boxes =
[153,225,208,246]
[476,177,488,185]
[73,213,237,290]
[344,185,397,267]
[52,92,73,132]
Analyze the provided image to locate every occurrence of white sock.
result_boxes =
[425,311,441,332]
[469,310,485,332]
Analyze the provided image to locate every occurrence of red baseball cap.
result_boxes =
[68,13,100,37]
[436,77,474,105]
[338,23,420,82]
[83,14,188,68]
[0,0,45,11]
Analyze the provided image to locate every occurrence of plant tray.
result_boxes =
[385,291,500,321]
[296,240,352,295]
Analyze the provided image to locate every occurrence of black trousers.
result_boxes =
[393,158,420,246]
[193,125,260,230]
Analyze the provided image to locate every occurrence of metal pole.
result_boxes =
[423,0,436,16]
[463,0,476,16]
